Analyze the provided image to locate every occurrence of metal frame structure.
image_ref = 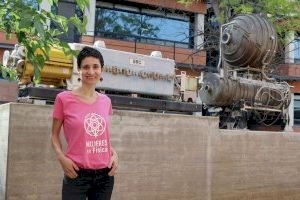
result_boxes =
[18,87,202,113]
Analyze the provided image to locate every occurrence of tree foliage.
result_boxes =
[0,0,89,82]
[178,0,300,38]
[0,63,17,81]
[178,0,300,70]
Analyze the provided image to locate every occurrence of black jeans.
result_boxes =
[62,168,114,200]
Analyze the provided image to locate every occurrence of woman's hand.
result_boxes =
[58,154,79,179]
[108,148,118,176]
[52,119,79,178]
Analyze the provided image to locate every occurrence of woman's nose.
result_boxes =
[87,68,94,74]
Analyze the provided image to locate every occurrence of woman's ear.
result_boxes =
[77,68,82,82]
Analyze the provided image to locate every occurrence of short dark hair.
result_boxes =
[77,46,104,69]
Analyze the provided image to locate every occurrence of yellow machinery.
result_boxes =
[12,46,73,87]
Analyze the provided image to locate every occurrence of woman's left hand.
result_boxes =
[108,147,118,176]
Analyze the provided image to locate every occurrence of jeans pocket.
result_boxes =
[64,173,91,187]
[63,174,81,185]
[63,175,75,183]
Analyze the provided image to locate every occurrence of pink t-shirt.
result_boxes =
[53,91,112,169]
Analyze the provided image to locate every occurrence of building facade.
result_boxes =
[39,0,207,77]
[279,32,300,131]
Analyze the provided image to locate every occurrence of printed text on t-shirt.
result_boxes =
[86,140,108,154]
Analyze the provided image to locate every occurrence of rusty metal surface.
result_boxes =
[200,73,290,109]
[221,14,277,69]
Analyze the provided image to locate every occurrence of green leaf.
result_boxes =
[76,0,89,12]
[16,31,26,43]
[31,54,45,83]
[55,15,68,32]
[19,17,32,30]
[1,68,7,79]
[81,16,87,33]
[50,29,63,37]
[34,20,45,38]
[48,0,54,6]
[52,0,58,5]
[59,41,73,55]
[69,15,86,34]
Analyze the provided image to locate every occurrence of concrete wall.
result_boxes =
[1,103,300,199]
[111,109,215,200]
[210,130,300,200]
[0,104,10,199]
[5,103,59,200]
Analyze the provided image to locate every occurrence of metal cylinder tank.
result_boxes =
[200,73,290,110]
[221,14,277,69]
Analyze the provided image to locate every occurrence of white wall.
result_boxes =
[85,0,96,36]
[285,31,295,64]
[0,104,10,199]
[194,14,205,50]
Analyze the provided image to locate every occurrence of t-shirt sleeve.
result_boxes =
[53,94,64,120]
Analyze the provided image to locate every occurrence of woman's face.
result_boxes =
[79,56,102,85]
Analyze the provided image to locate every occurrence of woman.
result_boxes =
[51,46,118,200]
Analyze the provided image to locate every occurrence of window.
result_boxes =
[95,8,140,41]
[294,95,300,126]
[140,15,190,43]
[95,7,192,48]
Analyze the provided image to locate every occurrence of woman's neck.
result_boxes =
[76,84,96,97]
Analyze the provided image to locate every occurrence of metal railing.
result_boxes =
[93,31,192,59]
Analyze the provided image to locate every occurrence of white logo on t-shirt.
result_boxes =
[84,113,106,137]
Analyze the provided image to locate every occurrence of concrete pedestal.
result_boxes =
[1,103,300,200]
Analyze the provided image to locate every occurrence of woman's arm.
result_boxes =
[108,146,118,176]
[51,118,79,178]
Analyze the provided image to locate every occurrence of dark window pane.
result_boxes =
[294,38,300,63]
[95,7,191,48]
[294,100,300,107]
[294,99,300,125]
[75,4,84,20]
[95,8,139,40]
[141,15,189,43]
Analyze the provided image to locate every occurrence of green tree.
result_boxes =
[0,0,89,82]
[178,0,300,37]
[179,0,300,69]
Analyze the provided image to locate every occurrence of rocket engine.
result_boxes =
[200,14,291,129]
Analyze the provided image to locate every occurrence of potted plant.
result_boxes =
[0,64,18,103]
